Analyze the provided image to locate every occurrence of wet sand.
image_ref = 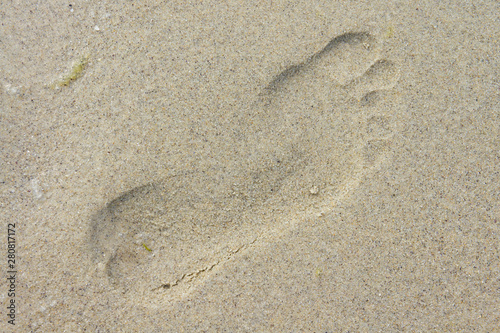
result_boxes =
[1,1,498,331]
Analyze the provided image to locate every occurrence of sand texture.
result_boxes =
[1,0,499,331]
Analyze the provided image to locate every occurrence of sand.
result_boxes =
[1,0,498,331]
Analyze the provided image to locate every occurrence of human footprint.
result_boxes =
[88,31,401,305]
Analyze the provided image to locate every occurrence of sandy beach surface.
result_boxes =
[1,0,499,331]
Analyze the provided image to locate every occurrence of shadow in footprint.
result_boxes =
[88,31,401,305]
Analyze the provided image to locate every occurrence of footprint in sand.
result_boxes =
[88,32,401,305]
